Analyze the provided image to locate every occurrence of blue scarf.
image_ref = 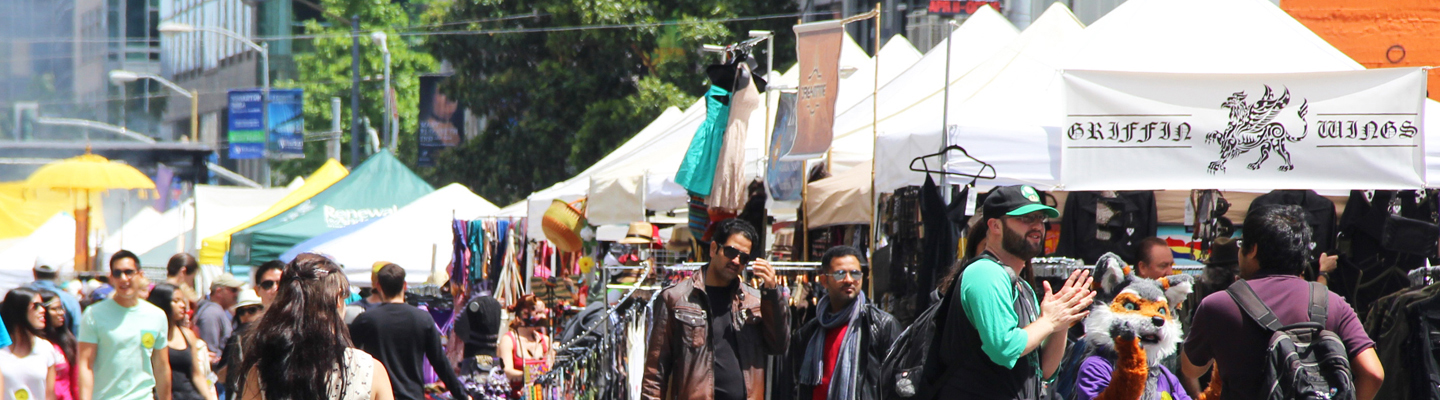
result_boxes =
[798,292,865,400]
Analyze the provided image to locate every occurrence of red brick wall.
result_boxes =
[1283,0,1440,99]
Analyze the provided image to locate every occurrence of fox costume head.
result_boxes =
[1083,252,1195,365]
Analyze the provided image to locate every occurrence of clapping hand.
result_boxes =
[1040,269,1095,331]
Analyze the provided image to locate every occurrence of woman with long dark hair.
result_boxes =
[495,294,552,400]
[0,287,60,400]
[148,283,218,400]
[238,253,393,400]
[39,290,77,400]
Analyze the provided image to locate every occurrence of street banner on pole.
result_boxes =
[1062,68,1426,190]
[768,93,804,201]
[785,20,844,161]
[417,75,465,167]
[268,89,305,160]
[227,90,266,159]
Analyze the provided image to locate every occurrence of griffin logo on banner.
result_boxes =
[785,20,844,160]
[1205,85,1310,174]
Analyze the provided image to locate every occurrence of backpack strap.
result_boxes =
[1307,282,1329,327]
[1226,280,1284,332]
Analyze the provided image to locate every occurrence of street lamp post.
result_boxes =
[158,21,271,186]
[109,70,198,142]
[370,31,395,153]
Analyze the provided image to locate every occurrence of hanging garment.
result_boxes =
[1334,190,1436,321]
[470,220,488,281]
[918,175,956,310]
[674,84,734,197]
[738,181,769,258]
[708,64,761,212]
[1055,191,1158,264]
[689,196,710,243]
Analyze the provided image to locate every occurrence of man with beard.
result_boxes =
[643,218,789,400]
[929,185,1095,400]
[784,245,900,400]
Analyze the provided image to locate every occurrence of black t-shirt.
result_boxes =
[706,284,745,400]
[350,303,469,400]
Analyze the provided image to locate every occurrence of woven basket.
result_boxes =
[542,198,587,252]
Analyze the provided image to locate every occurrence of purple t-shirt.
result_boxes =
[1075,355,1191,400]
[1183,274,1375,400]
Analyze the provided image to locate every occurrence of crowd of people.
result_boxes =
[0,184,1399,400]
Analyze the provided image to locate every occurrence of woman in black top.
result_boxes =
[148,283,218,400]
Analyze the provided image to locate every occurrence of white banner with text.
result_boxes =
[1062,68,1426,190]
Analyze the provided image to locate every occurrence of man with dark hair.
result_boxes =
[930,185,1094,399]
[1181,205,1384,400]
[643,218,789,400]
[28,256,80,334]
[78,249,173,400]
[251,260,285,307]
[785,245,899,400]
[165,253,199,298]
[350,263,468,400]
[1132,237,1174,280]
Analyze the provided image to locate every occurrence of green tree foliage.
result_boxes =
[271,0,438,184]
[421,0,796,205]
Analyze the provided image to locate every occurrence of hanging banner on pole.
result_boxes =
[417,75,465,167]
[768,93,804,201]
[1062,68,1426,191]
[784,20,844,161]
[227,90,266,159]
[267,88,305,160]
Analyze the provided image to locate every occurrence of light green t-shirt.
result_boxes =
[78,298,169,400]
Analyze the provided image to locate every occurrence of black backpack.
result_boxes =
[880,253,997,400]
[1226,280,1356,400]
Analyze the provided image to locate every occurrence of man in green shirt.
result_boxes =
[77,250,172,400]
[931,185,1094,399]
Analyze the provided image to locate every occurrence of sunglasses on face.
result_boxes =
[719,245,756,264]
[258,280,279,290]
[29,302,44,311]
[111,269,139,278]
[236,306,262,316]
[826,270,864,281]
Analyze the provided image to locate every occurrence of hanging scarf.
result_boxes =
[798,292,866,400]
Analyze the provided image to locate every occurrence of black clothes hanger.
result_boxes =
[909,145,998,185]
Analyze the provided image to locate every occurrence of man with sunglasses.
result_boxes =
[782,245,899,400]
[77,250,173,400]
[251,260,285,308]
[643,218,789,400]
[929,185,1094,400]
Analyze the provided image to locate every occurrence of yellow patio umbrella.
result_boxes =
[25,152,155,272]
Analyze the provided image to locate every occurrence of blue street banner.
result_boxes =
[417,75,465,167]
[767,92,804,201]
[227,90,265,159]
[268,89,305,160]
[227,89,304,160]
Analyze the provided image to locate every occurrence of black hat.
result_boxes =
[983,185,1059,220]
[1205,237,1239,266]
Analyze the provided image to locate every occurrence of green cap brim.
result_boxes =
[1007,204,1059,218]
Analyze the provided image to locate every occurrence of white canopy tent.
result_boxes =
[830,5,1019,177]
[1062,0,1440,188]
[279,183,500,286]
[0,213,75,292]
[873,3,1084,193]
[193,182,299,242]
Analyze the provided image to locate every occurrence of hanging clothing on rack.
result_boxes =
[1333,190,1438,321]
[708,63,760,213]
[1054,191,1158,264]
[675,82,735,197]
[918,175,956,311]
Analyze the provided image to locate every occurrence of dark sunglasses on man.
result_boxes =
[110,268,139,278]
[719,244,756,264]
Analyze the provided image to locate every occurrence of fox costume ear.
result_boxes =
[1157,274,1195,309]
[1094,252,1129,298]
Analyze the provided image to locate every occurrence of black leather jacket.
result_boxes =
[780,302,902,400]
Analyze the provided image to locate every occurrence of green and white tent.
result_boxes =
[228,150,434,267]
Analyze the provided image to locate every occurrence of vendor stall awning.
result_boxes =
[229,151,434,267]
[281,183,498,284]
[198,159,348,267]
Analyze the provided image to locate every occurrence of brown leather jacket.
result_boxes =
[641,271,790,400]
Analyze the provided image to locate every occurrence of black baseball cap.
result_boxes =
[983,185,1059,220]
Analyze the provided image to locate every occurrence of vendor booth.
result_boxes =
[199,159,348,268]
